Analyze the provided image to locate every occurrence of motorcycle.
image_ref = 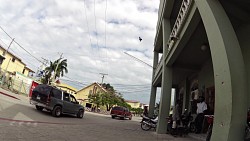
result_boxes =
[166,111,194,136]
[205,115,214,141]
[140,115,158,131]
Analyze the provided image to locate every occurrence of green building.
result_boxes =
[149,0,250,140]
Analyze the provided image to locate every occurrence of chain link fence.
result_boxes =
[0,71,33,96]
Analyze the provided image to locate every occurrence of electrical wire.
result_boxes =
[93,0,99,48]
[83,0,93,47]
[0,38,37,69]
[105,0,107,49]
[0,26,43,64]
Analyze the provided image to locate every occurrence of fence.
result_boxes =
[0,71,32,96]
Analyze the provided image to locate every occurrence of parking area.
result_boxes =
[0,89,201,141]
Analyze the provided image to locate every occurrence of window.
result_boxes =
[89,90,92,95]
[63,93,70,102]
[51,88,62,99]
[70,95,77,103]
[22,69,25,74]
[33,85,52,95]
[12,58,15,62]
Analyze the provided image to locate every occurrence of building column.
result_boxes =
[149,52,159,117]
[156,18,172,134]
[195,0,248,140]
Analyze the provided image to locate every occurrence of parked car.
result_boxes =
[30,84,84,118]
[110,106,132,120]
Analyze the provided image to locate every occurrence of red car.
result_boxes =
[110,106,132,120]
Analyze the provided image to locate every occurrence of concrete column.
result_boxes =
[148,86,157,117]
[156,66,172,133]
[156,18,172,134]
[195,0,248,140]
[149,52,159,117]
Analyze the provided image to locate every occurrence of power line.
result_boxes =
[93,0,99,48]
[124,52,153,68]
[83,0,93,47]
[105,0,107,49]
[0,39,37,69]
[0,26,43,64]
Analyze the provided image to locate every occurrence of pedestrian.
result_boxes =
[195,96,207,134]
[143,106,148,117]
[172,100,181,129]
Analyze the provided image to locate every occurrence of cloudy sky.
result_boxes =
[0,0,161,104]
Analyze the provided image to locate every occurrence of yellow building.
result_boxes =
[76,82,107,108]
[125,100,141,109]
[55,82,78,96]
[0,45,34,77]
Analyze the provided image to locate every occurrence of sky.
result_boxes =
[0,0,161,104]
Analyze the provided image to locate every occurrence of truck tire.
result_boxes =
[77,109,84,118]
[52,106,62,117]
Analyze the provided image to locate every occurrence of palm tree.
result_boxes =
[41,58,68,84]
[53,58,68,80]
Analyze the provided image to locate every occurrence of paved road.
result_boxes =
[0,89,201,141]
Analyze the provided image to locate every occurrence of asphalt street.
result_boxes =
[0,89,202,141]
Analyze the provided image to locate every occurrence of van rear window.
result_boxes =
[51,88,62,99]
[112,107,123,111]
[33,84,52,95]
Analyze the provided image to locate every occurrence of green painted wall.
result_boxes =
[236,24,250,107]
[198,59,214,93]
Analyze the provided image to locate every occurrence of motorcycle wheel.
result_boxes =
[141,122,152,131]
[206,127,212,141]
[189,122,196,133]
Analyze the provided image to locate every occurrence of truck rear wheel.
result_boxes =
[52,106,62,117]
[77,109,84,118]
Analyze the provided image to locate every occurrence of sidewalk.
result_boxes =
[0,87,31,106]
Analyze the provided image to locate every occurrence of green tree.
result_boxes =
[40,58,68,84]
[115,95,132,110]
[88,92,102,108]
[100,91,117,111]
[101,83,114,91]
[41,61,55,84]
[53,58,68,80]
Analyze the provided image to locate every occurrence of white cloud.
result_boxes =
[0,0,160,104]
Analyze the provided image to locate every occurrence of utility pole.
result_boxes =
[51,53,63,85]
[2,38,15,56]
[99,73,108,85]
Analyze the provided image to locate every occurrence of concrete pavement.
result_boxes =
[0,88,203,141]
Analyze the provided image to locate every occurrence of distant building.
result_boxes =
[76,82,107,108]
[55,82,78,96]
[125,100,141,109]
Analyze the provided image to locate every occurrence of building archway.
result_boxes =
[195,0,248,140]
